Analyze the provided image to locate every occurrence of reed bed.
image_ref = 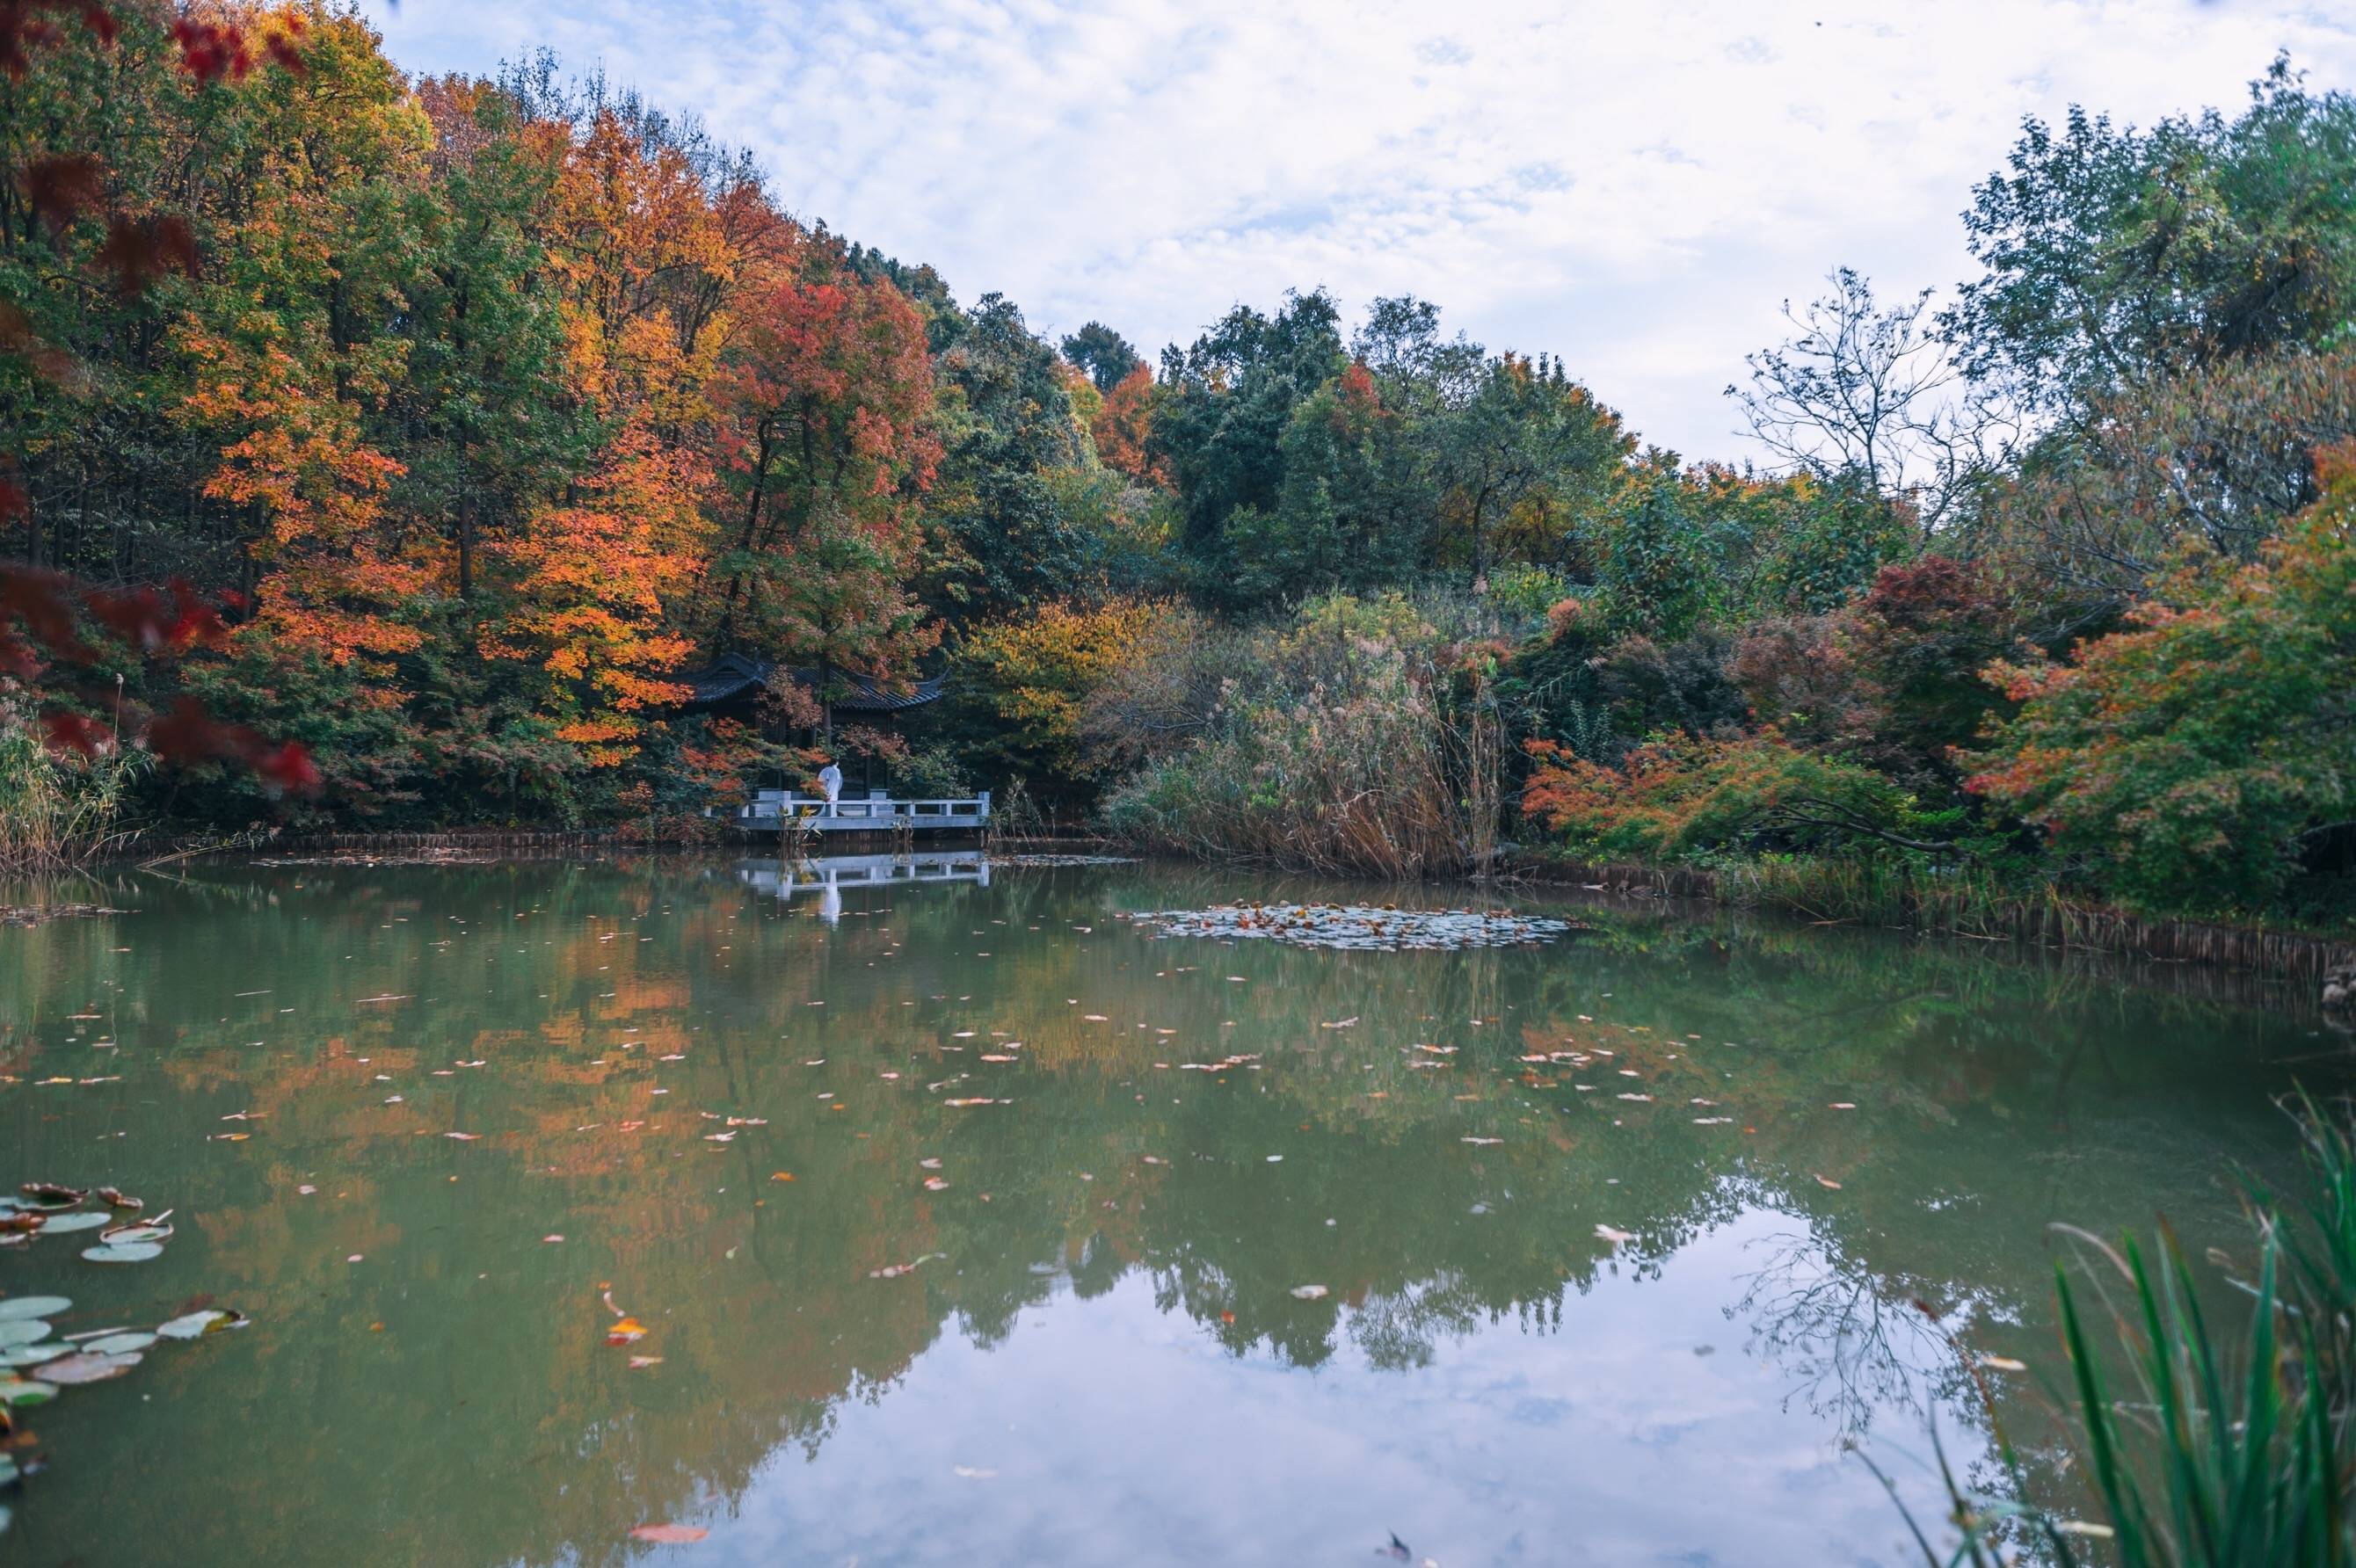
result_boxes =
[0,712,142,873]
[1098,595,1506,880]
[1523,853,2356,985]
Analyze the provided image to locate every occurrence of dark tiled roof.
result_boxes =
[679,655,946,714]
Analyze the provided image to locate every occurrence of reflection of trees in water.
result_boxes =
[1730,1223,1978,1441]
[0,857,2334,1568]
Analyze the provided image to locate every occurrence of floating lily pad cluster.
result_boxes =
[0,1185,173,1264]
[993,853,1140,868]
[1133,903,1578,952]
[0,1290,247,1533]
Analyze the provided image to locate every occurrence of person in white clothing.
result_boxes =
[817,761,843,814]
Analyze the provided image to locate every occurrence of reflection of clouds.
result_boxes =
[722,1250,1971,1565]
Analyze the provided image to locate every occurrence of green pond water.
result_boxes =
[0,853,2349,1566]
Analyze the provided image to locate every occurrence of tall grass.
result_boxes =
[0,709,143,872]
[1096,592,1507,878]
[1897,1097,2356,1566]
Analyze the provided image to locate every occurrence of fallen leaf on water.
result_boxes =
[444,1132,480,1142]
[1289,1284,1328,1300]
[917,1158,942,1170]
[923,1178,949,1191]
[1814,1174,1843,1190]
[628,1524,709,1544]
[1829,1102,1857,1110]
[607,1318,648,1345]
[1977,1354,2026,1372]
[1460,1137,1502,1146]
[543,1234,564,1243]
[96,1187,142,1211]
[39,1350,140,1384]
[156,1309,244,1340]
[1595,1224,1636,1244]
[769,1172,794,1182]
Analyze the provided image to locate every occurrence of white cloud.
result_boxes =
[364,0,2356,458]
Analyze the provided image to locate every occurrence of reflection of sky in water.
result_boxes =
[0,859,2337,1566]
[736,1209,1953,1566]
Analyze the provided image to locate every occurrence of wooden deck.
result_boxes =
[731,790,991,835]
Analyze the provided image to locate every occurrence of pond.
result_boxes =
[0,853,2348,1565]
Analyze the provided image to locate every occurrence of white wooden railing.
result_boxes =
[731,790,991,831]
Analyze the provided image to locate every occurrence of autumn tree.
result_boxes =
[1964,446,2356,912]
[711,260,941,726]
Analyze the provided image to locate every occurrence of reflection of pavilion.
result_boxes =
[736,852,992,922]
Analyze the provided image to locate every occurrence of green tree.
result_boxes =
[1059,320,1142,392]
[1948,58,2356,416]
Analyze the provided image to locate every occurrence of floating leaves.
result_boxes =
[80,1242,164,1264]
[102,1222,173,1245]
[1138,903,1577,953]
[0,1299,67,1324]
[628,1524,709,1544]
[0,1345,69,1368]
[39,1350,141,1384]
[1289,1284,1329,1300]
[868,1252,943,1280]
[156,1310,244,1341]
[33,1213,110,1235]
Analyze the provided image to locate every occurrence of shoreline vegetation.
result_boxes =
[4,18,2356,976]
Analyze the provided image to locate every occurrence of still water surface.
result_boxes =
[1,854,2348,1565]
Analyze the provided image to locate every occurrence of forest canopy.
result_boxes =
[3,5,2352,922]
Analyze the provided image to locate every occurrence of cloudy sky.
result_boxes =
[360,0,2356,460]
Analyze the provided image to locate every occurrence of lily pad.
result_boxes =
[82,1331,156,1355]
[0,1323,48,1350]
[38,1350,140,1384]
[80,1241,164,1264]
[0,1345,69,1368]
[0,1298,67,1323]
[99,1223,172,1245]
[0,1382,55,1407]
[17,1184,86,1211]
[156,1309,244,1340]
[34,1212,111,1234]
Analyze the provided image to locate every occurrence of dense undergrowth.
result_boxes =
[2,11,2352,940]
